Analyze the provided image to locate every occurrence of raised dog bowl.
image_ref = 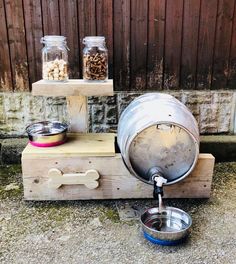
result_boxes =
[26,121,68,147]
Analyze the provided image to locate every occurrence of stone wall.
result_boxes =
[0,90,236,137]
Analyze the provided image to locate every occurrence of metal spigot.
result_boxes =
[147,167,167,213]
[147,167,167,199]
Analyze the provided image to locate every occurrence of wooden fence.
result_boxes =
[0,0,236,92]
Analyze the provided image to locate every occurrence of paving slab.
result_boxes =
[0,163,236,264]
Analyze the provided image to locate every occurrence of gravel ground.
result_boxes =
[0,163,236,264]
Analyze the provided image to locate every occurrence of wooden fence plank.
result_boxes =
[77,0,96,77]
[23,0,43,85]
[196,0,218,89]
[181,0,201,89]
[164,0,184,89]
[212,0,235,89]
[96,0,113,78]
[77,0,96,36]
[147,0,165,90]
[5,0,29,91]
[41,0,60,35]
[228,1,236,88]
[113,0,130,91]
[1,1,236,92]
[59,0,80,78]
[0,0,12,91]
[130,0,148,90]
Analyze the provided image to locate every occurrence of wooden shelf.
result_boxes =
[22,133,116,158]
[32,79,114,97]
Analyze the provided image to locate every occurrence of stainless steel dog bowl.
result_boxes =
[141,206,192,245]
[26,121,68,147]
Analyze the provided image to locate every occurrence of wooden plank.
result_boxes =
[196,0,218,89]
[0,0,13,91]
[22,133,116,158]
[147,0,165,90]
[5,0,29,91]
[32,79,114,96]
[212,0,235,89]
[22,155,132,177]
[228,0,236,88]
[41,0,60,35]
[96,0,113,79]
[23,175,212,200]
[59,0,80,78]
[77,0,96,36]
[113,0,130,91]
[164,0,184,89]
[181,0,201,89]
[22,153,214,200]
[77,0,96,77]
[66,96,88,132]
[23,0,43,85]
[22,152,214,180]
[130,0,148,90]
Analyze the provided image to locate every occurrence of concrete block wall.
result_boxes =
[0,90,236,137]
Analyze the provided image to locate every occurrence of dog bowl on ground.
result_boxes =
[141,206,192,245]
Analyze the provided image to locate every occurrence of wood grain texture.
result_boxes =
[22,152,214,200]
[113,0,131,90]
[164,0,184,89]
[196,0,218,89]
[41,0,60,35]
[66,96,88,132]
[228,0,236,88]
[0,0,12,91]
[77,0,96,37]
[1,1,236,91]
[59,0,80,78]
[78,0,96,77]
[5,0,29,91]
[147,0,165,90]
[181,0,201,89]
[32,79,114,96]
[130,0,148,90]
[23,0,43,85]
[96,0,113,78]
[212,0,235,89]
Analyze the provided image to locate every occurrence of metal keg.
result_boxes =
[117,93,199,185]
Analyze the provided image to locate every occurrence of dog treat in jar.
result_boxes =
[83,36,108,81]
[41,35,69,82]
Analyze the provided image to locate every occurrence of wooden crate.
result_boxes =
[22,133,215,200]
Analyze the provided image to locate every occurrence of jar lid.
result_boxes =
[41,35,67,45]
[83,36,105,45]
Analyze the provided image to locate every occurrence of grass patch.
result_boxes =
[100,208,120,223]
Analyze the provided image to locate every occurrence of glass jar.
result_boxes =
[83,36,108,81]
[41,35,69,82]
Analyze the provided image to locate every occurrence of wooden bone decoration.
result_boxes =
[48,168,100,189]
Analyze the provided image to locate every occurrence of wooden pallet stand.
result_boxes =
[21,80,215,200]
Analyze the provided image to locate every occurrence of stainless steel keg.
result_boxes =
[117,93,199,185]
